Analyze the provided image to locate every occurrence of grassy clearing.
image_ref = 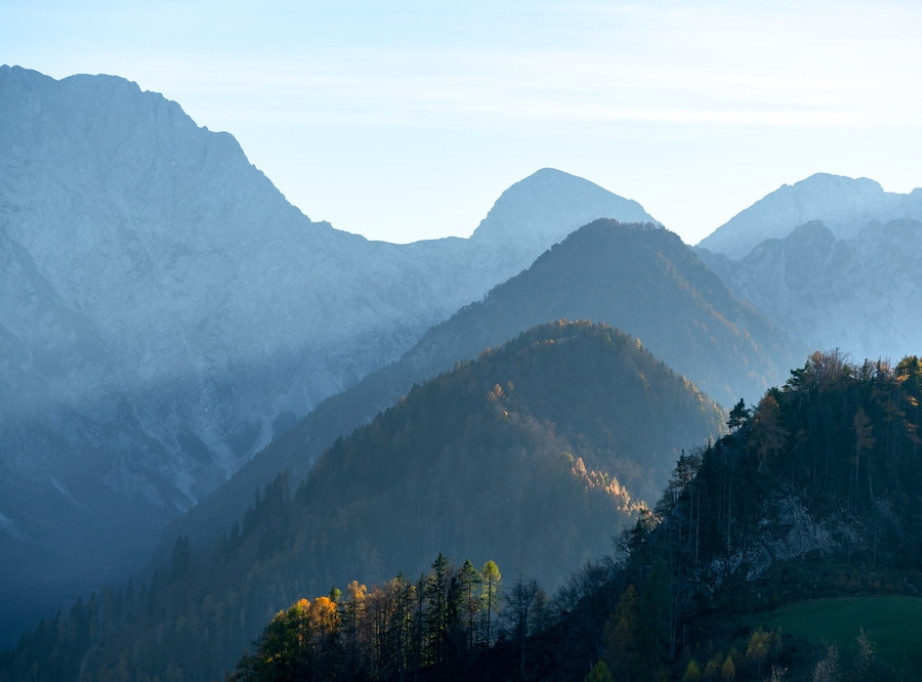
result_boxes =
[750,595,922,676]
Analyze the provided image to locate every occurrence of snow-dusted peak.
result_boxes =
[698,172,922,259]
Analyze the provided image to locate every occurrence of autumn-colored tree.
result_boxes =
[585,660,614,682]
[749,392,787,473]
[720,655,735,681]
[744,628,780,679]
[682,658,702,681]
[342,580,367,675]
[308,595,340,654]
[481,560,502,644]
[703,652,724,680]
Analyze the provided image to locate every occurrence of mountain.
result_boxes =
[695,172,922,371]
[467,165,657,266]
[571,351,922,681]
[698,173,922,259]
[159,219,798,564]
[698,217,922,366]
[404,220,798,411]
[228,351,922,682]
[1,322,724,682]
[0,65,659,644]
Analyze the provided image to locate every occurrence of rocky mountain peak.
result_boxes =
[697,172,922,259]
[469,168,658,253]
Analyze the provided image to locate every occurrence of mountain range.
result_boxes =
[13,321,725,681]
[0,65,657,645]
[697,172,922,259]
[697,174,922,364]
[3,63,922,671]
[224,352,922,682]
[159,217,797,566]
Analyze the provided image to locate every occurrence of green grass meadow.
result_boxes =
[751,596,922,676]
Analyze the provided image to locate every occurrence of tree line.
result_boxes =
[231,554,559,682]
[581,352,922,680]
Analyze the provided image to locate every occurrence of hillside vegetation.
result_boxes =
[228,351,922,681]
[0,322,722,681]
[751,596,922,676]
[163,219,794,562]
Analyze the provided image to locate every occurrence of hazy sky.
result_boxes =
[4,0,921,244]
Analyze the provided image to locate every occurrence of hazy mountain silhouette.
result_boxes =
[0,65,659,644]
[161,219,797,568]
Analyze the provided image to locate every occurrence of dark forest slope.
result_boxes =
[228,352,922,682]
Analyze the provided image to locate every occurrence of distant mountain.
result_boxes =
[698,217,922,366]
[698,173,922,259]
[468,166,657,267]
[0,65,658,644]
[161,219,798,565]
[405,220,798,411]
[12,322,723,682]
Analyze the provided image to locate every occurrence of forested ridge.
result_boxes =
[162,219,795,566]
[227,352,922,681]
[0,321,722,682]
[4,65,920,682]
[7,343,922,680]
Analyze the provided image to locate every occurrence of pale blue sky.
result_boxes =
[4,1,921,244]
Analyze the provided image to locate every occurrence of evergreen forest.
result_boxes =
[4,333,922,680]
[229,352,922,681]
[0,322,722,681]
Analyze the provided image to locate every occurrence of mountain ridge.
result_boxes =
[230,351,922,682]
[698,216,922,365]
[0,65,661,645]
[158,219,798,565]
[698,172,922,258]
[17,321,724,682]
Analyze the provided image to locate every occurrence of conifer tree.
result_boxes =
[458,559,482,649]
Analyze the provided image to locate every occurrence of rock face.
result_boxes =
[0,66,658,643]
[698,173,922,259]
[696,172,922,367]
[699,218,922,365]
